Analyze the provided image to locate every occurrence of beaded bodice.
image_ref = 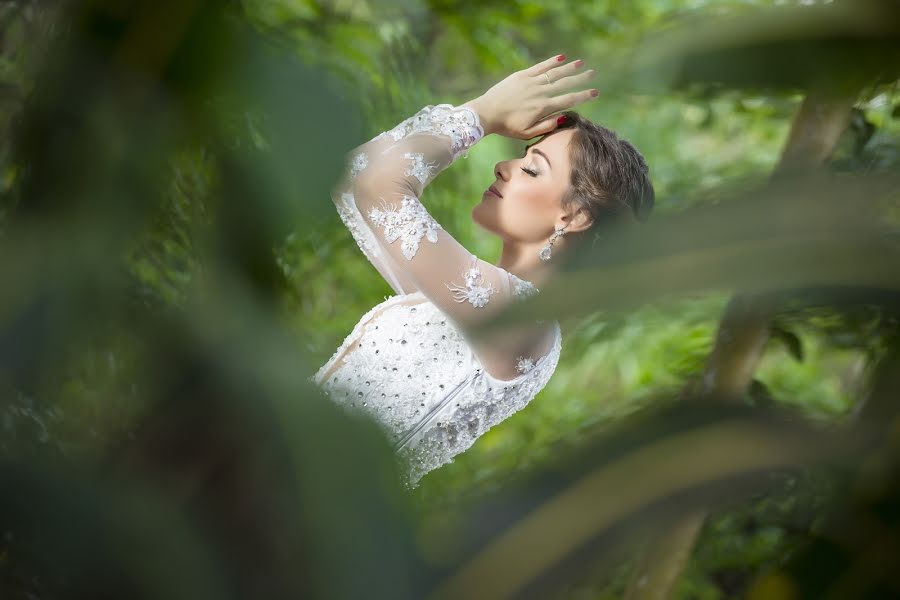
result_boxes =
[312,289,562,489]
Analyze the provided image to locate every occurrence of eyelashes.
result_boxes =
[520,147,538,177]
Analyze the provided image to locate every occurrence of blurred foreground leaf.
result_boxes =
[617,0,900,93]
[414,399,873,599]
[476,172,900,337]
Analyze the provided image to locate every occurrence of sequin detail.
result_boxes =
[312,293,562,491]
[368,195,442,260]
[397,319,563,489]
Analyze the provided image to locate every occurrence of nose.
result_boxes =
[494,159,510,182]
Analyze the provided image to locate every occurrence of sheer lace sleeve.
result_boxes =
[331,104,528,339]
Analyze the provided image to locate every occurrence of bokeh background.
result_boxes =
[1,0,898,598]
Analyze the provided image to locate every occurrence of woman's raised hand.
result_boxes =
[463,54,598,140]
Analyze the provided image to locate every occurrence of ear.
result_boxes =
[561,208,593,234]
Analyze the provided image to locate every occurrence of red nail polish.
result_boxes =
[556,54,566,62]
[590,89,599,97]
[557,115,567,125]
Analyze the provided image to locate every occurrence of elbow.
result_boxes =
[352,172,411,204]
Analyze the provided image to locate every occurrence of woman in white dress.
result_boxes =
[310,54,654,489]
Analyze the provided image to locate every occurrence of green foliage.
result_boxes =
[0,0,899,598]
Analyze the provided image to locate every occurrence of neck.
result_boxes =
[496,239,558,289]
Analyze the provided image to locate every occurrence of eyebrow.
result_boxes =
[524,143,552,170]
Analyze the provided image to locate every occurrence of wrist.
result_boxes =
[462,96,496,136]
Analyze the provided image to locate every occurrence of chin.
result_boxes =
[471,204,494,233]
[474,204,517,242]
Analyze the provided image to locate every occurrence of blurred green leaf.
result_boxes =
[770,324,804,362]
[617,0,900,93]
[417,400,872,599]
[475,172,900,338]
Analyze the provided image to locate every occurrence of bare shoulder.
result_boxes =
[468,321,557,381]
[455,258,555,379]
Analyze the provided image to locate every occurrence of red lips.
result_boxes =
[488,184,503,198]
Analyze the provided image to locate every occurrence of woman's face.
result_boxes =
[472,128,575,243]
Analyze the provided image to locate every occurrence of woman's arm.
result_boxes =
[330,54,597,351]
[335,102,515,332]
[330,103,486,297]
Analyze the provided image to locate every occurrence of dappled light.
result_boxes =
[0,0,898,598]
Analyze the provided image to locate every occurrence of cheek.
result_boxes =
[509,184,557,226]
[475,184,555,240]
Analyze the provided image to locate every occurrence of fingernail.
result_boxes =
[556,54,566,62]
[574,59,584,67]
[590,89,599,97]
[557,115,567,125]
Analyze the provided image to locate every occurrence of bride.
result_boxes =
[310,54,654,489]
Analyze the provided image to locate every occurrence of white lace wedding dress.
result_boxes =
[309,103,563,489]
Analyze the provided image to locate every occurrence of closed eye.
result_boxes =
[521,146,539,177]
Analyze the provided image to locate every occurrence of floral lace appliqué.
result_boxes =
[403,152,438,186]
[515,355,535,374]
[513,277,539,299]
[381,104,483,160]
[349,152,368,178]
[335,191,381,260]
[368,195,442,260]
[446,257,495,308]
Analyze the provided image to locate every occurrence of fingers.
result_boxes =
[524,54,567,76]
[522,54,599,130]
[546,88,599,113]
[546,59,590,83]
[549,67,596,91]
[531,55,595,96]
[520,115,559,139]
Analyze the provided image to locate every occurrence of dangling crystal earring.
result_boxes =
[539,224,568,262]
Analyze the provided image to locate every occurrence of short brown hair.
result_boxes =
[556,111,654,236]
